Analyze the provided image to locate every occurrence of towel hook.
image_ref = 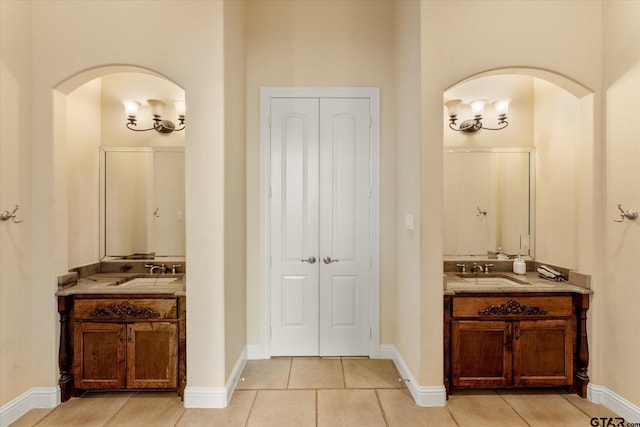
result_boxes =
[0,205,23,223]
[613,204,638,223]
[476,207,487,216]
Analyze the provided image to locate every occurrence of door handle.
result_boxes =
[301,256,317,264]
[323,256,339,264]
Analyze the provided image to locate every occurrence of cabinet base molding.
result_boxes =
[0,387,59,427]
[588,384,640,424]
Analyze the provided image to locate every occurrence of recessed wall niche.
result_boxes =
[66,72,185,269]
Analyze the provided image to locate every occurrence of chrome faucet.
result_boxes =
[471,263,484,273]
[145,263,166,274]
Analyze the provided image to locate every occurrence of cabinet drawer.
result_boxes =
[75,298,178,320]
[452,295,572,318]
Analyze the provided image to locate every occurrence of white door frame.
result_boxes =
[259,87,381,359]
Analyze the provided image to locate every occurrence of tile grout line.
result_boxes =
[103,391,139,426]
[374,389,390,427]
[495,391,533,427]
[172,402,187,427]
[286,357,293,389]
[444,404,462,427]
[560,393,599,420]
[244,389,260,427]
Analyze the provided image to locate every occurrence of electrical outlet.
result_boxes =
[520,234,530,250]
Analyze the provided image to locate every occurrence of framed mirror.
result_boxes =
[443,147,535,258]
[100,147,185,260]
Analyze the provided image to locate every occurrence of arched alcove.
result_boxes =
[442,67,595,271]
[54,65,186,270]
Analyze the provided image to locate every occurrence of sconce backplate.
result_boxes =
[460,119,481,133]
[157,120,176,133]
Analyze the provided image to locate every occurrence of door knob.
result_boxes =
[301,256,317,264]
[323,256,339,264]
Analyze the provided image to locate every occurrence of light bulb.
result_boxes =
[174,100,186,117]
[493,98,511,116]
[444,99,462,117]
[122,100,140,118]
[470,99,486,117]
[147,99,166,117]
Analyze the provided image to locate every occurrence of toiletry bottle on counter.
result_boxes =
[513,256,526,275]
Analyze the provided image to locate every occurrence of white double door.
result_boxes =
[270,97,371,356]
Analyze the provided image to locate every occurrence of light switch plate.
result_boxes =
[520,234,530,250]
[404,214,414,230]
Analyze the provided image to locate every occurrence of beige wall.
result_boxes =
[419,0,602,386]
[67,73,186,268]
[599,0,640,407]
[67,78,102,268]
[393,0,421,378]
[223,0,247,380]
[244,0,397,347]
[1,0,233,408]
[0,0,35,407]
[2,0,639,415]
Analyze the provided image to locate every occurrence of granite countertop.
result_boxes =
[443,271,592,295]
[56,273,185,296]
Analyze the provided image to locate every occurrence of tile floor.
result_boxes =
[11,357,619,427]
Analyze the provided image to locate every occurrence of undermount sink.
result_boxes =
[449,274,557,289]
[115,277,180,287]
[462,276,527,287]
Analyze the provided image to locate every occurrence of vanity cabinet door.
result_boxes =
[452,320,512,387]
[127,322,178,389]
[513,319,573,387]
[74,322,126,389]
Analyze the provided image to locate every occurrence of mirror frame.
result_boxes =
[443,146,536,259]
[99,146,185,261]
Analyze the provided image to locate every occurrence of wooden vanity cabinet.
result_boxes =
[59,294,185,401]
[444,293,589,398]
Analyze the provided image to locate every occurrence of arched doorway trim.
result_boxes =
[445,66,593,98]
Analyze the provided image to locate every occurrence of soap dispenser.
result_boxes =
[513,255,526,275]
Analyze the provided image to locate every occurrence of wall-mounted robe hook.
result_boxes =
[153,207,160,218]
[476,207,487,216]
[0,205,23,223]
[613,204,638,223]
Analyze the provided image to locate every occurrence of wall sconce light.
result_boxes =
[123,99,186,133]
[445,98,511,133]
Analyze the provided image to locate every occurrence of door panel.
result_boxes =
[452,320,512,387]
[270,98,320,356]
[74,322,126,389]
[514,319,573,386]
[319,98,371,356]
[270,97,371,356]
[127,322,178,388]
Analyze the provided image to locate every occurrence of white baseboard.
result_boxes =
[183,386,227,409]
[184,346,248,409]
[226,346,248,403]
[246,344,267,360]
[588,383,640,423]
[0,387,59,427]
[380,344,447,407]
